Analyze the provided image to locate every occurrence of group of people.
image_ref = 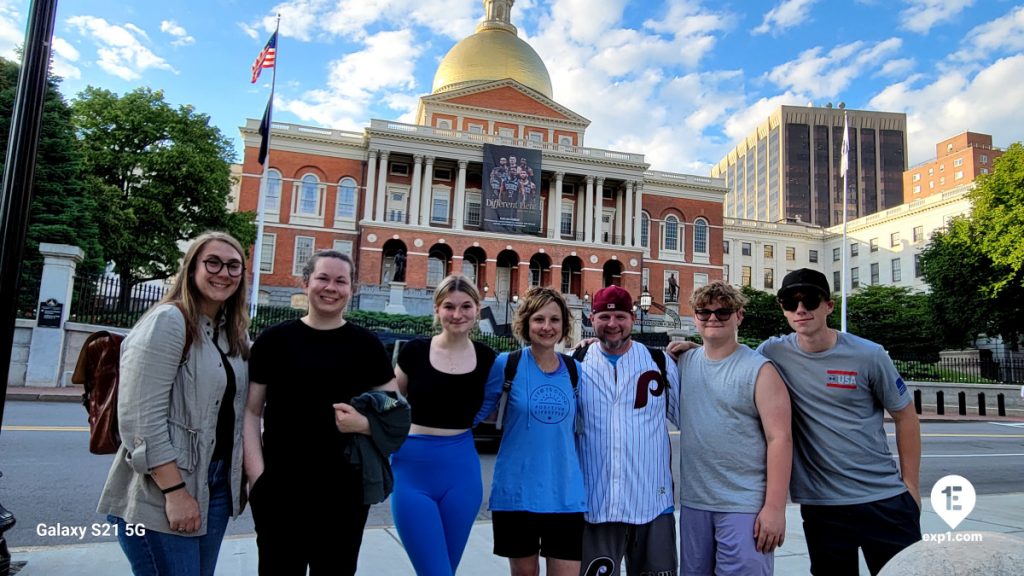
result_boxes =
[488,154,537,205]
[96,228,921,576]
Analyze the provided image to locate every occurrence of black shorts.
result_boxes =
[492,511,585,561]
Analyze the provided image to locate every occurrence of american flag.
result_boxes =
[251,31,277,84]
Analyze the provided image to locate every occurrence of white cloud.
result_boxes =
[239,22,260,40]
[279,29,420,129]
[254,0,477,42]
[877,57,915,78]
[900,0,975,34]
[66,16,174,81]
[952,6,1024,63]
[765,39,902,99]
[869,54,1024,163]
[160,20,195,47]
[50,36,80,79]
[0,0,22,60]
[753,0,819,36]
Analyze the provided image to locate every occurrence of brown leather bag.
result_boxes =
[72,331,125,455]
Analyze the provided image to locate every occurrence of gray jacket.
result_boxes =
[96,304,248,535]
[346,391,411,504]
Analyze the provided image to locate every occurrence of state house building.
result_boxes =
[237,0,725,325]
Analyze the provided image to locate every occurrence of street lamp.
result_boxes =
[483,283,489,298]
[638,288,652,335]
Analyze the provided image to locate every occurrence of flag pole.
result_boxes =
[250,15,280,319]
[840,110,849,332]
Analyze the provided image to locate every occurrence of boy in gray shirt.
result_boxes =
[757,268,921,575]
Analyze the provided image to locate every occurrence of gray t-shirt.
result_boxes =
[677,345,771,513]
[757,331,911,505]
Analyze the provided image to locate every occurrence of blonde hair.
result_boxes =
[159,231,251,359]
[689,280,748,311]
[513,287,571,345]
[432,274,481,326]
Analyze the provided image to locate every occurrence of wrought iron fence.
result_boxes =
[69,273,168,329]
[892,354,1024,384]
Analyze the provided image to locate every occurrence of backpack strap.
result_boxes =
[643,344,671,419]
[495,349,522,431]
[571,342,591,363]
[559,353,579,390]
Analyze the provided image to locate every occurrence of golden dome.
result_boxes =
[431,2,552,98]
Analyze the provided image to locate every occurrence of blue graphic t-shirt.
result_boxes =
[479,349,587,513]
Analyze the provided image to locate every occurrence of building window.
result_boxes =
[833,247,840,262]
[435,118,452,130]
[723,265,730,283]
[259,233,275,274]
[785,246,795,261]
[913,185,921,194]
[723,240,730,255]
[954,158,964,167]
[954,170,964,180]
[433,167,452,181]
[297,174,320,215]
[981,168,989,174]
[940,176,945,185]
[265,169,282,211]
[662,216,680,252]
[389,162,409,176]
[914,254,922,277]
[387,188,407,223]
[427,253,446,288]
[870,262,879,285]
[640,212,650,248]
[928,167,934,175]
[336,177,357,220]
[764,268,774,290]
[892,258,902,282]
[869,238,878,252]
[930,181,935,189]
[558,135,573,146]
[809,249,818,263]
[693,218,708,254]
[851,267,860,289]
[562,203,575,236]
[913,225,924,243]
[431,188,450,223]
[890,232,900,247]
[642,268,650,292]
[980,154,988,164]
[833,270,841,292]
[741,242,752,256]
[694,273,709,291]
[528,131,544,142]
[465,192,481,226]
[764,244,774,259]
[332,239,353,256]
[468,124,484,134]
[741,266,751,287]
[913,173,920,181]
[293,236,314,276]
[850,243,859,257]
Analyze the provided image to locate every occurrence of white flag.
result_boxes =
[840,114,849,175]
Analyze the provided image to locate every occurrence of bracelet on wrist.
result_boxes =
[161,481,186,495]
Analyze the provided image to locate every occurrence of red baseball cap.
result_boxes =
[592,285,634,314]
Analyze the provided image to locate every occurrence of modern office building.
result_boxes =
[236,0,725,324]
[903,131,1004,202]
[712,105,908,227]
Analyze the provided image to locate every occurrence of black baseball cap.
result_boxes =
[778,268,831,300]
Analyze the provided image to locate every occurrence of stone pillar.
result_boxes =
[384,282,407,314]
[374,150,390,222]
[419,156,435,226]
[595,177,605,244]
[363,150,377,221]
[454,160,468,230]
[551,172,564,240]
[614,184,623,245]
[634,181,644,248]
[624,180,635,247]
[584,176,594,244]
[409,154,424,226]
[25,243,84,387]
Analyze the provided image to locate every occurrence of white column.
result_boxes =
[420,156,435,225]
[454,160,468,230]
[550,171,564,239]
[584,176,594,244]
[614,185,623,246]
[363,150,377,221]
[374,150,390,222]
[410,154,423,226]
[595,177,605,244]
[633,181,644,249]
[624,180,634,247]
[26,243,84,387]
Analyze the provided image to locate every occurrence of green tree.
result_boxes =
[844,284,940,358]
[969,143,1024,288]
[737,285,788,341]
[72,86,255,305]
[0,57,104,315]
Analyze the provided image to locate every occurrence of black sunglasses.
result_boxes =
[202,258,245,278]
[694,308,735,321]
[779,292,823,312]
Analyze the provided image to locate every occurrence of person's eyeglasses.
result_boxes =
[779,292,822,312]
[202,258,245,278]
[694,308,735,321]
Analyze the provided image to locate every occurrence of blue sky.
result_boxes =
[2,0,1022,174]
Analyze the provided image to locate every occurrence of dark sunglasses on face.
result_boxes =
[779,292,822,312]
[694,308,735,321]
[202,258,245,278]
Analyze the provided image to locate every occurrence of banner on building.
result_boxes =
[482,144,543,235]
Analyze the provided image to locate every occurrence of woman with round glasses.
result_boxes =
[98,231,251,576]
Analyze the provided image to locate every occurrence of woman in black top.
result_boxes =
[391,274,497,575]
[243,250,396,576]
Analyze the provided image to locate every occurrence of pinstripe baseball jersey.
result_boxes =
[576,341,680,524]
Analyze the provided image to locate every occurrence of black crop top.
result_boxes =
[397,338,496,429]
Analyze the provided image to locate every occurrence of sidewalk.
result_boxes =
[9,493,1024,575]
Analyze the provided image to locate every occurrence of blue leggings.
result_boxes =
[391,431,483,576]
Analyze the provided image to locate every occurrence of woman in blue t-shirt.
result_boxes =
[476,287,587,576]
[391,274,497,576]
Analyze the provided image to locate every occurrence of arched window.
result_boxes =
[462,254,479,283]
[662,215,679,252]
[265,169,282,211]
[299,174,319,214]
[693,218,709,254]
[336,177,357,219]
[427,251,446,288]
[640,213,649,248]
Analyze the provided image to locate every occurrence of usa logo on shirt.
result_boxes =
[826,370,857,390]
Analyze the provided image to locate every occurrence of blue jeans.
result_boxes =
[111,459,231,576]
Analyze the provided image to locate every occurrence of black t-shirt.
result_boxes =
[249,319,394,472]
[397,338,496,429]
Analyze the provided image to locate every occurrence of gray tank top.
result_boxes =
[677,345,770,513]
